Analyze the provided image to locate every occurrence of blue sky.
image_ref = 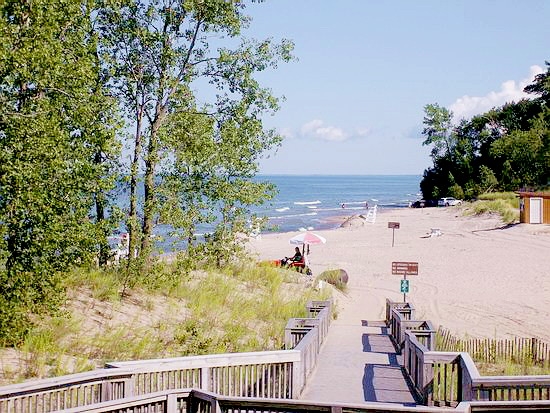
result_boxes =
[240,1,550,175]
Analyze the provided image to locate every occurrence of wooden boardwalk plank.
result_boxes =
[300,320,417,405]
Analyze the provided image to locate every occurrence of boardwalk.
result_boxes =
[301,307,417,405]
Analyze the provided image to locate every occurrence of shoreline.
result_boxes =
[248,206,550,341]
[263,204,407,235]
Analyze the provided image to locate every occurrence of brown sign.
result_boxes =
[392,261,418,275]
[388,222,400,229]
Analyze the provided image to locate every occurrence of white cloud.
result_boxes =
[300,120,371,142]
[300,119,348,142]
[449,65,544,121]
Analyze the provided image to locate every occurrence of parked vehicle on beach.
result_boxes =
[438,197,462,207]
[410,199,437,208]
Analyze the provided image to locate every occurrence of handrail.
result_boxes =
[0,369,134,398]
[36,387,550,412]
[49,387,458,412]
[387,298,550,408]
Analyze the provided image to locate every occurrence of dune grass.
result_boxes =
[1,260,330,384]
[464,192,520,224]
[316,269,348,293]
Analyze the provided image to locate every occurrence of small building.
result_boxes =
[517,191,550,224]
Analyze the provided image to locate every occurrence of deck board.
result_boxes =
[300,320,418,405]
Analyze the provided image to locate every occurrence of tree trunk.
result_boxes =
[128,104,144,264]
[140,118,162,253]
[94,152,109,267]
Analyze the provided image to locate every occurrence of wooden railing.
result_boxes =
[386,299,550,409]
[4,297,550,413]
[387,299,436,352]
[32,387,550,413]
[0,300,332,413]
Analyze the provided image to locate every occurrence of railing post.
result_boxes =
[292,356,303,398]
[167,393,177,412]
[124,378,134,398]
[284,320,294,349]
[210,399,221,413]
[422,358,434,405]
[101,380,112,402]
[456,359,463,403]
[201,367,211,392]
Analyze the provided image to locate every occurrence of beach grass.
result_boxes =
[316,269,348,293]
[465,192,519,224]
[0,259,329,384]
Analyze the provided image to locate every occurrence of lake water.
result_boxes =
[252,175,422,233]
[113,175,422,252]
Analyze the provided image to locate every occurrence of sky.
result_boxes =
[238,0,550,175]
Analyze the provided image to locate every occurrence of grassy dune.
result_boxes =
[464,192,520,224]
[0,261,329,385]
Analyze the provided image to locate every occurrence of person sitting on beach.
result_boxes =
[281,247,302,266]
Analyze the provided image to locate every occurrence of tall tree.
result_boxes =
[524,61,550,103]
[98,0,292,264]
[422,103,456,163]
[0,0,119,344]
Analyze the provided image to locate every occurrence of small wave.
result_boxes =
[307,205,318,209]
[342,201,366,205]
[371,198,379,202]
[294,200,321,205]
[275,207,290,212]
[269,212,318,219]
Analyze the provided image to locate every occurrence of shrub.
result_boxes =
[317,269,348,293]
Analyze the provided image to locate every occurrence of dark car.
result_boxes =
[410,199,437,208]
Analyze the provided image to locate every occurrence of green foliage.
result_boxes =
[420,75,550,200]
[98,0,293,264]
[422,103,455,162]
[0,0,120,344]
[317,269,348,293]
[1,0,293,348]
[477,192,518,201]
[448,183,465,200]
[479,166,499,193]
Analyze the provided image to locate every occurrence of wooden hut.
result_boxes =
[517,191,550,224]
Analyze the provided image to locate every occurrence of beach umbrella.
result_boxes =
[289,232,326,254]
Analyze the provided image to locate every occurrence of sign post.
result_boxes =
[388,222,400,247]
[392,261,418,302]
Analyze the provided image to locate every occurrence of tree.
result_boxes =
[419,82,550,199]
[422,103,456,163]
[524,61,550,103]
[0,0,119,344]
[491,112,550,189]
[98,0,292,265]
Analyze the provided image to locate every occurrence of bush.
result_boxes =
[317,269,348,293]
[448,183,465,200]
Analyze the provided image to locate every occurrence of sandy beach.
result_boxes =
[248,207,550,341]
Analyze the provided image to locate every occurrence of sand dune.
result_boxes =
[248,207,550,341]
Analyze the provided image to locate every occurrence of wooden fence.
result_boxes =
[437,327,550,366]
